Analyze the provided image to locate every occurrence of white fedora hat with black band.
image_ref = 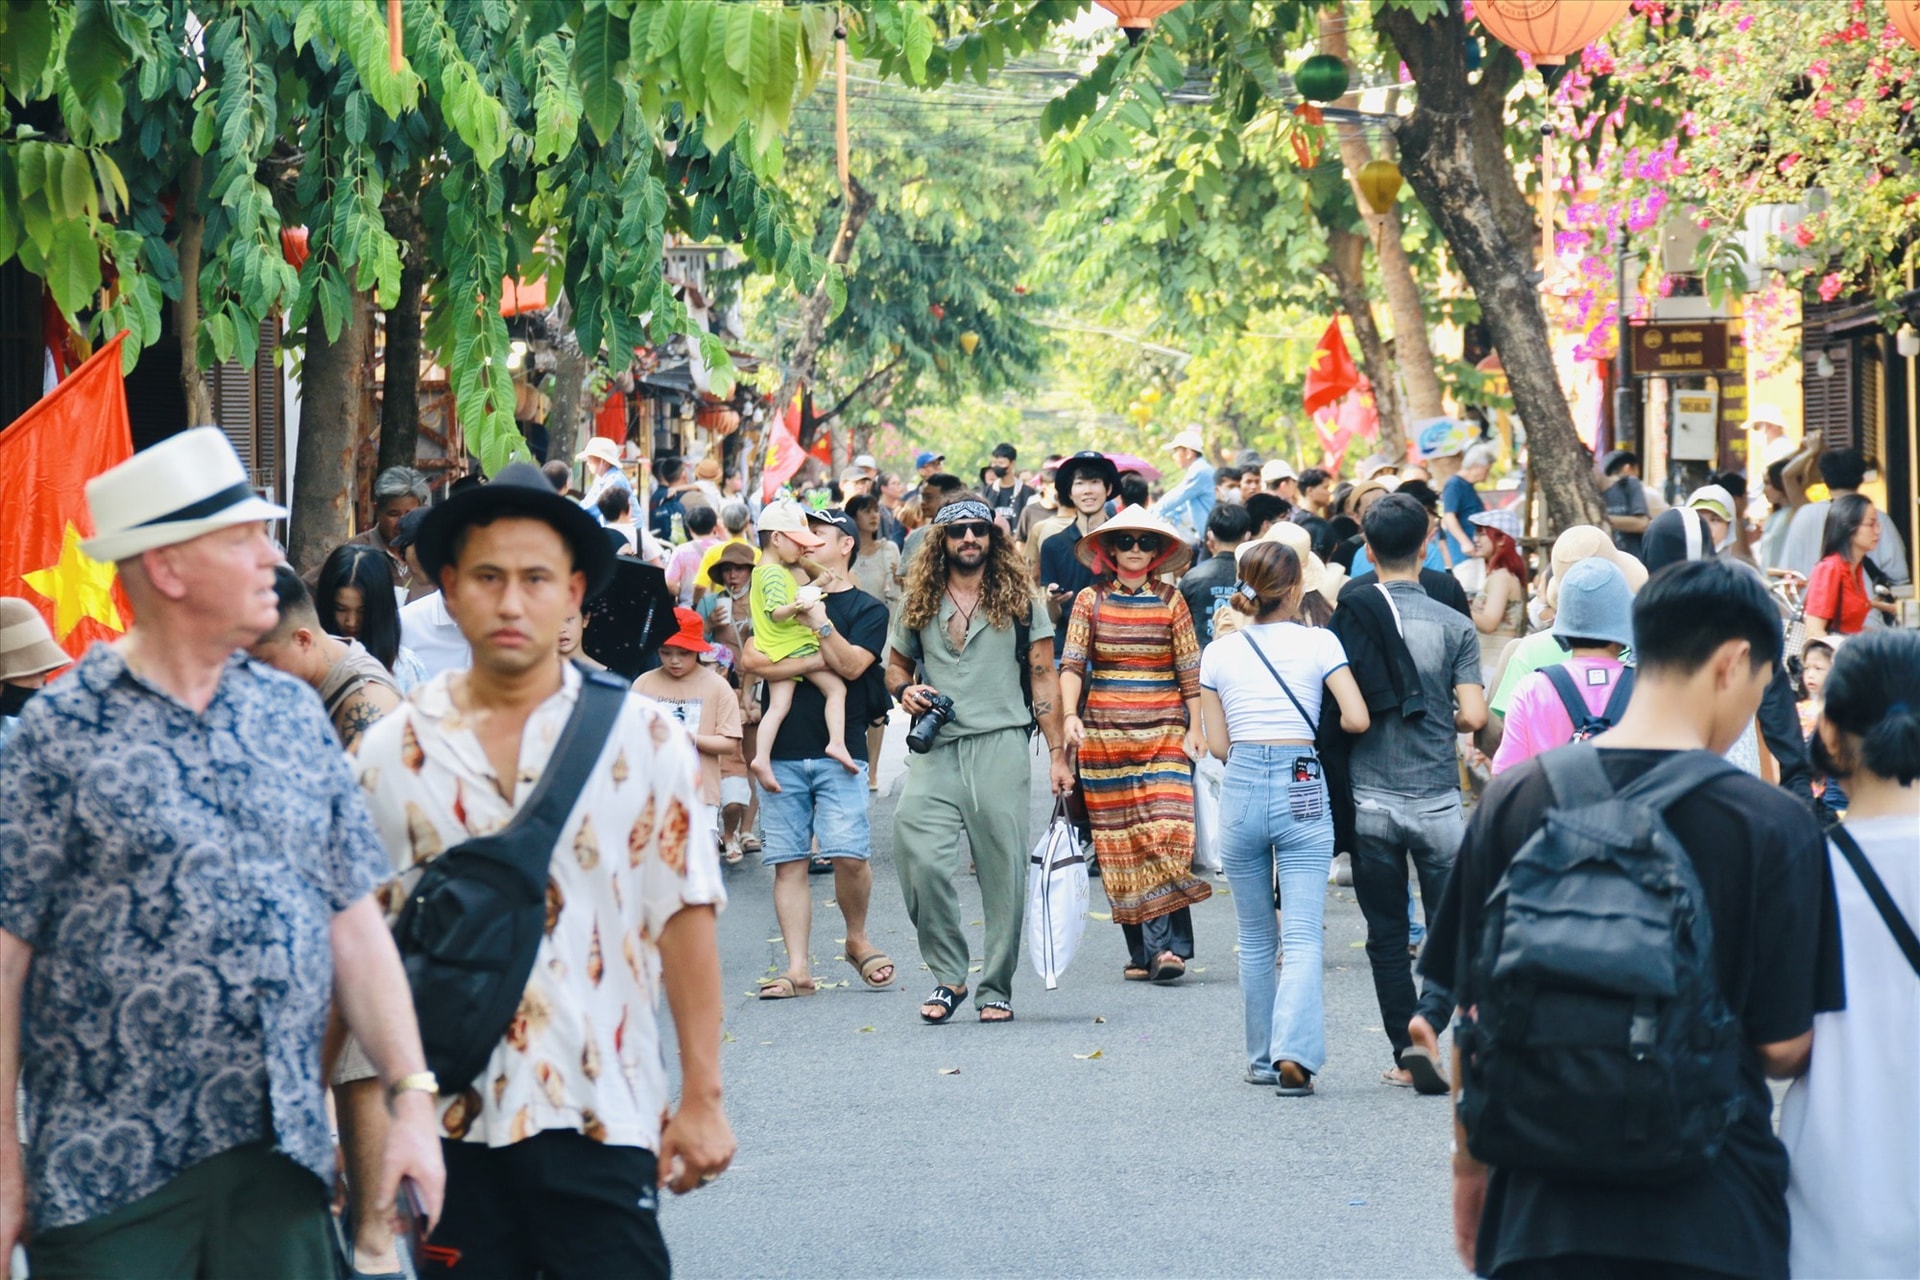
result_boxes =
[81,427,286,563]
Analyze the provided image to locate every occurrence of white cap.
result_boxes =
[757,500,824,547]
[1261,458,1297,484]
[1686,484,1735,522]
[1169,427,1207,455]
[852,454,878,471]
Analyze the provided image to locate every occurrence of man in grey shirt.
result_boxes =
[1345,494,1487,1094]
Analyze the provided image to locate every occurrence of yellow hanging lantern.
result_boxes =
[1357,159,1402,214]
[959,331,981,356]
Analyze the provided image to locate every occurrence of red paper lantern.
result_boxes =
[1092,0,1188,44]
[1475,0,1632,65]
[1889,0,1920,51]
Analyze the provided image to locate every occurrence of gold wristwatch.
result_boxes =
[388,1070,440,1102]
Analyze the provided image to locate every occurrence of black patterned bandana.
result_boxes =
[934,499,993,526]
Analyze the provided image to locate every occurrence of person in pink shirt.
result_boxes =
[1492,558,1636,774]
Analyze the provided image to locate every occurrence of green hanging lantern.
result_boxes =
[1295,54,1349,103]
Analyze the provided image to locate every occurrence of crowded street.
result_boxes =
[4,2,1920,1279]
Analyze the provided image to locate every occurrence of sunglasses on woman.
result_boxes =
[1108,533,1164,553]
[944,521,994,540]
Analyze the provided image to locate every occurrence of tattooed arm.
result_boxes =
[335,682,403,753]
[1030,638,1074,796]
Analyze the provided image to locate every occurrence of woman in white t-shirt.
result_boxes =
[1780,630,1919,1280]
[1198,541,1369,1096]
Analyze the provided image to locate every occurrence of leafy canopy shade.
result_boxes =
[1474,0,1632,65]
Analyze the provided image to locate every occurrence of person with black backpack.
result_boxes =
[1781,629,1920,1279]
[1421,559,1842,1280]
[1490,558,1636,774]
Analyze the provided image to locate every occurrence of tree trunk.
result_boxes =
[1375,3,1606,534]
[174,154,213,426]
[377,197,426,473]
[751,175,875,493]
[290,292,373,573]
[1323,224,1406,457]
[1320,4,1441,449]
[1467,50,1539,259]
[542,295,590,467]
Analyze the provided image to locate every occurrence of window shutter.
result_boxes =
[1803,341,1856,452]
[205,317,284,499]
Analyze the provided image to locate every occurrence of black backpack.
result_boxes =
[1456,744,1745,1185]
[1541,663,1635,743]
[392,667,628,1092]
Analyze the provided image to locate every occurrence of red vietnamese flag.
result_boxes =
[761,398,807,502]
[0,333,136,659]
[1302,318,1360,416]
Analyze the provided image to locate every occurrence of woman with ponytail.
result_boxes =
[1781,629,1919,1279]
[1198,542,1370,1095]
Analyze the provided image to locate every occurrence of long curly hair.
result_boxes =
[900,522,1034,632]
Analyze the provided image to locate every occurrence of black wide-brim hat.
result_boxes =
[1054,450,1120,506]
[415,461,617,598]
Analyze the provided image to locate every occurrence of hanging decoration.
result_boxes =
[1295,53,1350,103]
[1889,0,1920,51]
[388,0,403,72]
[1091,0,1189,46]
[1289,104,1325,169]
[1357,159,1402,214]
[1472,0,1631,65]
[959,331,981,356]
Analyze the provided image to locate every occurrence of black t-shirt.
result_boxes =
[1421,748,1842,1278]
[1341,566,1472,618]
[765,587,890,763]
[1178,552,1238,646]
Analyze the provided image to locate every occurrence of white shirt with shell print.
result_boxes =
[352,662,726,1152]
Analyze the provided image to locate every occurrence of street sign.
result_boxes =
[1629,321,1735,375]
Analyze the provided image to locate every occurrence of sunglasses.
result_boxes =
[944,522,993,540]
[1107,533,1165,554]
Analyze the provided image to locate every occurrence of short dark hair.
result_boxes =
[1245,493,1289,531]
[1818,629,1920,785]
[992,442,1017,461]
[1711,470,1747,501]
[596,485,630,522]
[1294,513,1336,560]
[684,504,718,537]
[1631,558,1781,676]
[923,472,966,498]
[262,563,319,644]
[1764,458,1790,492]
[1603,450,1640,477]
[1817,448,1865,491]
[1819,492,1876,562]
[1206,502,1253,543]
[1394,479,1440,516]
[656,457,685,485]
[1298,467,1330,491]
[1118,473,1150,508]
[1216,465,1244,485]
[541,460,572,492]
[1362,493,1431,569]
[315,543,403,670]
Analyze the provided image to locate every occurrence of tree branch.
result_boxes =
[812,354,906,431]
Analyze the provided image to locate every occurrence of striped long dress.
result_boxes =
[1062,581,1212,926]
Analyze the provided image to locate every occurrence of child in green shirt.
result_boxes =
[749,502,856,790]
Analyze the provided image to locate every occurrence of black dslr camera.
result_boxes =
[905,693,956,754]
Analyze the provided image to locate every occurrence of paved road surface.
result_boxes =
[664,715,1463,1279]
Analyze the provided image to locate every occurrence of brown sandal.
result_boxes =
[757,975,817,1000]
[846,949,895,989]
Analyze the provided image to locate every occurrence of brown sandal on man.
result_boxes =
[1123,965,1151,982]
[846,949,896,989]
[757,975,817,1000]
[1148,952,1186,984]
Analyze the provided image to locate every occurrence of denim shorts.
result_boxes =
[760,757,871,865]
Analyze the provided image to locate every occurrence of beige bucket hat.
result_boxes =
[0,598,71,682]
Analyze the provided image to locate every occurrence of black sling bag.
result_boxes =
[393,665,630,1091]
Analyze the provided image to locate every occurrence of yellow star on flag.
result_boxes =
[23,523,125,640]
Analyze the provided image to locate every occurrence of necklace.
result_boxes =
[946,586,979,631]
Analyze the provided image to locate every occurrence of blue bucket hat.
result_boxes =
[1552,558,1635,651]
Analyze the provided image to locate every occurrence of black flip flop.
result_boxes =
[919,984,968,1025]
[978,1001,1015,1023]
[1400,1045,1450,1095]
[1148,954,1186,984]
[1274,1061,1315,1097]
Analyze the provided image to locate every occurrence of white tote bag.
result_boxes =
[1191,754,1225,874]
[1026,798,1090,990]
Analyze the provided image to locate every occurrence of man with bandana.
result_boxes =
[886,500,1074,1025]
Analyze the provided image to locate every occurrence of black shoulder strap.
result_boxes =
[1829,825,1920,977]
[1015,603,1034,729]
[491,665,630,879]
[1241,632,1317,733]
[1613,748,1742,812]
[1601,666,1636,724]
[1538,741,1616,807]
[1541,663,1591,726]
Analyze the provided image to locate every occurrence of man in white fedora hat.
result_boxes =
[0,597,69,750]
[1155,426,1215,542]
[0,427,444,1276]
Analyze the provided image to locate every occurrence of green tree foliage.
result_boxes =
[0,0,841,478]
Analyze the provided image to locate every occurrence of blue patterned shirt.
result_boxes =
[0,645,387,1230]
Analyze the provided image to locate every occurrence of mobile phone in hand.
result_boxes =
[396,1176,431,1252]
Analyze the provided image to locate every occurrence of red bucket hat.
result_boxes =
[658,607,712,654]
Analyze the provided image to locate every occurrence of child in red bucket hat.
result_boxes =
[633,608,744,861]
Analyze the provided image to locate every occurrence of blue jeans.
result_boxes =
[759,758,871,865]
[1217,744,1335,1076]
[1351,787,1461,1063]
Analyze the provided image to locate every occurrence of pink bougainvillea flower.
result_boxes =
[1793,224,1817,248]
[1818,273,1845,302]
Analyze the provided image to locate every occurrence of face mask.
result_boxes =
[0,683,38,718]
